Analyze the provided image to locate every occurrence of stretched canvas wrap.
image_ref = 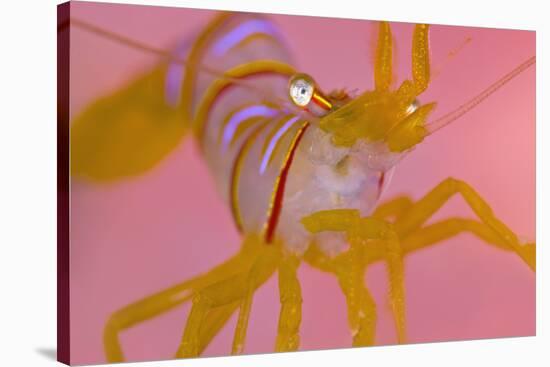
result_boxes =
[57,1,536,365]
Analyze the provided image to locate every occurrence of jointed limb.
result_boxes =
[103,239,261,362]
[333,240,377,346]
[198,301,241,355]
[303,243,334,273]
[275,255,302,352]
[176,240,281,358]
[232,245,281,355]
[231,287,254,355]
[372,195,414,222]
[349,216,406,343]
[353,218,523,267]
[403,218,514,255]
[396,217,536,272]
[365,191,534,269]
[394,177,535,270]
[302,178,534,347]
[177,272,249,357]
[107,177,533,361]
[304,235,377,346]
[302,210,407,345]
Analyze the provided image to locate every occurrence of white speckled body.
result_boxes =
[277,126,400,255]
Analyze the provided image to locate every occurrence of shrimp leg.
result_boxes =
[334,240,378,346]
[301,178,534,347]
[394,177,536,271]
[275,255,303,352]
[372,195,414,221]
[402,218,520,254]
[231,243,282,354]
[176,238,281,358]
[302,210,407,345]
[302,240,379,346]
[353,218,527,267]
[103,237,262,362]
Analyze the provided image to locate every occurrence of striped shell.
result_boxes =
[171,12,395,254]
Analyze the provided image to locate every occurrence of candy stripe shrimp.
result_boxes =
[67,11,536,362]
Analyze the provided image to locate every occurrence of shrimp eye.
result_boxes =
[288,73,333,116]
[406,99,420,114]
[289,74,315,107]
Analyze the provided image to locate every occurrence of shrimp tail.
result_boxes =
[67,19,192,182]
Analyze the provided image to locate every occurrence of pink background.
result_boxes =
[68,2,535,365]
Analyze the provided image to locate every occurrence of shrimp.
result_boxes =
[64,9,535,363]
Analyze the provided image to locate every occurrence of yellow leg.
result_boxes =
[231,290,254,355]
[176,239,281,358]
[302,210,407,344]
[333,241,377,346]
[103,239,261,362]
[303,194,412,273]
[301,179,534,347]
[394,177,535,270]
[372,195,414,221]
[351,217,406,343]
[351,217,520,267]
[275,255,303,352]
[400,218,535,270]
[231,245,278,355]
[303,235,380,345]
[352,217,517,269]
[303,243,335,274]
[198,301,241,355]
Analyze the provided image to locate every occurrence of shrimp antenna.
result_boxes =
[59,18,292,109]
[427,55,535,134]
[431,36,472,80]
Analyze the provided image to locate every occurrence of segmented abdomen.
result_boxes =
[175,12,308,242]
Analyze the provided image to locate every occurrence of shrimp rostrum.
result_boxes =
[68,11,536,362]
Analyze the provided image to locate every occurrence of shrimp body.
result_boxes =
[175,12,403,254]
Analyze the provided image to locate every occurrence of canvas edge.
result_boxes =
[57,1,71,365]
